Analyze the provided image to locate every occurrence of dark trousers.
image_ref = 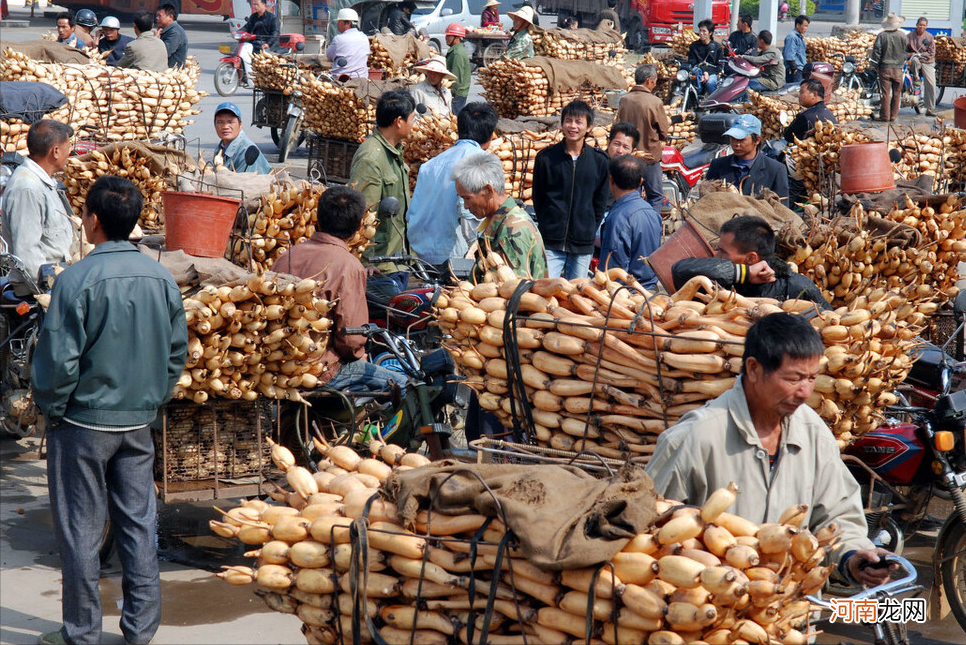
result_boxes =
[452,95,467,115]
[642,160,665,214]
[47,422,161,645]
[879,66,902,121]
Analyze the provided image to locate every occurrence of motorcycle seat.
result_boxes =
[906,342,953,391]
[0,277,30,305]
[682,144,723,169]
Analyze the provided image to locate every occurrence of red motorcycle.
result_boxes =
[214,31,305,97]
[843,291,966,631]
[661,112,736,205]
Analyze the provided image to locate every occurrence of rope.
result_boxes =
[502,279,536,443]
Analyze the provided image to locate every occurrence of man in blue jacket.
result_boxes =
[33,175,188,645]
[532,100,610,279]
[407,102,499,277]
[704,114,788,202]
[212,102,271,174]
[599,155,661,289]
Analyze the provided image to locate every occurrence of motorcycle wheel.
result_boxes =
[278,114,303,163]
[940,519,966,633]
[214,63,239,97]
[937,86,946,104]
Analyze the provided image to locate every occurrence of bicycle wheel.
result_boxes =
[940,519,966,632]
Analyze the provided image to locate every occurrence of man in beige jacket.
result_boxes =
[117,11,168,72]
[647,313,895,589]
[615,64,669,214]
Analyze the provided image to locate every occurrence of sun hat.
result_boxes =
[881,13,905,31]
[507,6,535,26]
[723,114,762,139]
[414,57,457,80]
[485,0,500,7]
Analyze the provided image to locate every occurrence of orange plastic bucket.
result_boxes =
[839,142,895,194]
[163,191,241,258]
[955,96,966,129]
[646,219,715,294]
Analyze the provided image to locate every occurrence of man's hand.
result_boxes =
[747,260,776,284]
[702,72,709,82]
[365,266,381,277]
[847,548,898,588]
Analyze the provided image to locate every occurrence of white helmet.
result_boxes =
[99,16,120,29]
[336,8,359,22]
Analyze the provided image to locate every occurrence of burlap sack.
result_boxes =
[344,77,414,104]
[136,247,251,288]
[523,56,628,92]
[387,461,658,570]
[834,175,934,214]
[535,26,624,46]
[686,191,806,247]
[371,33,432,70]
[177,167,295,205]
[0,40,91,64]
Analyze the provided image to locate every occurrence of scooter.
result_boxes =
[843,291,966,632]
[902,55,925,114]
[215,31,306,97]
[699,51,761,108]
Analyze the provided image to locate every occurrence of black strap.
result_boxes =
[502,279,536,443]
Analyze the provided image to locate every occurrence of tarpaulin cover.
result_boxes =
[0,81,67,123]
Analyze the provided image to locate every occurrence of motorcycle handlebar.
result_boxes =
[807,555,919,608]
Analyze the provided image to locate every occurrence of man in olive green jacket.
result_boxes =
[647,313,895,590]
[349,90,416,295]
[444,24,471,114]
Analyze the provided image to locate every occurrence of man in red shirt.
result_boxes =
[273,187,405,392]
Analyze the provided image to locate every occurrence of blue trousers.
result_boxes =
[545,249,592,280]
[326,359,409,393]
[642,161,665,215]
[46,422,161,645]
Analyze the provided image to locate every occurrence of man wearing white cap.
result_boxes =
[411,57,455,114]
[504,6,535,59]
[95,16,133,66]
[325,8,370,79]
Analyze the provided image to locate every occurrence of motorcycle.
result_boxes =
[661,112,736,204]
[0,151,24,217]
[903,54,925,114]
[214,31,306,97]
[843,291,966,631]
[670,62,721,116]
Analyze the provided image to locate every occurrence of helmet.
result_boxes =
[802,61,835,80]
[336,8,359,22]
[445,23,467,38]
[99,16,120,30]
[75,9,97,28]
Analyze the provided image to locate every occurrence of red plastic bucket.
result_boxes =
[839,142,895,194]
[646,220,715,294]
[955,96,966,129]
[163,191,241,258]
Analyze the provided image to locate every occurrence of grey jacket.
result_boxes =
[0,157,74,294]
[159,21,188,67]
[646,378,874,566]
[873,29,908,68]
[743,45,785,90]
[32,241,188,426]
[117,31,169,72]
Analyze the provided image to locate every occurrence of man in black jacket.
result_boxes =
[728,14,757,55]
[705,114,788,201]
[389,2,417,35]
[688,19,723,94]
[784,78,837,143]
[671,215,831,308]
[240,0,279,87]
[532,100,610,279]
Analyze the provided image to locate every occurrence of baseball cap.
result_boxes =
[215,102,242,119]
[723,114,761,139]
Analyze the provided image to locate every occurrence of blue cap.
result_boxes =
[723,114,762,139]
[215,102,242,120]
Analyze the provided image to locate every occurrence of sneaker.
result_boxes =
[38,630,67,645]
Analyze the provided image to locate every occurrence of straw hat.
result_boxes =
[414,57,457,80]
[485,0,500,6]
[507,6,535,26]
[881,12,905,31]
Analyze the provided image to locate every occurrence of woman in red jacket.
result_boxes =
[481,0,500,27]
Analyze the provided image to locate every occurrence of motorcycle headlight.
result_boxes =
[843,62,855,75]
[676,69,689,82]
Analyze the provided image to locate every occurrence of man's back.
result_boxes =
[327,28,369,78]
[873,29,907,67]
[599,192,661,288]
[615,88,668,162]
[118,32,169,71]
[160,21,188,67]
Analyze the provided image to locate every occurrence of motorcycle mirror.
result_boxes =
[377,196,401,220]
[335,56,348,68]
[889,148,903,164]
[608,49,616,58]
[670,114,685,124]
[416,103,427,115]
[779,110,791,127]
[245,145,261,166]
[296,42,305,52]
[955,290,966,317]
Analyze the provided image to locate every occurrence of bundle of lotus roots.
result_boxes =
[532,28,627,65]
[479,59,616,119]
[664,106,698,150]
[645,54,681,103]
[368,34,427,76]
[804,32,874,70]
[63,143,180,233]
[935,36,966,78]
[251,51,305,91]
[746,90,872,140]
[215,440,833,645]
[889,128,966,190]
[231,181,378,274]
[438,255,917,447]
[669,30,699,58]
[404,111,459,190]
[175,273,334,403]
[298,75,375,143]
[785,121,873,196]
[0,48,204,143]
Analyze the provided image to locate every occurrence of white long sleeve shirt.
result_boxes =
[326,27,370,79]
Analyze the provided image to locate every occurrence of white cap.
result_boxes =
[336,8,360,22]
[99,16,121,29]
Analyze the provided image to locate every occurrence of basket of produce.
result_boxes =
[531,27,627,65]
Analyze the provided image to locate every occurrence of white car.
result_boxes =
[411,0,528,53]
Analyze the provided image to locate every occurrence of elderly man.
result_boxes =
[453,152,547,279]
[704,114,788,200]
[616,64,670,214]
[212,102,271,173]
[908,16,937,117]
[411,57,455,115]
[117,11,169,72]
[407,102,499,274]
[155,3,188,68]
[783,15,808,83]
[34,175,187,645]
[504,6,535,59]
[95,17,133,66]
[744,30,785,92]
[0,120,75,297]
[326,8,370,79]
[672,215,831,308]
[873,13,908,121]
[599,155,661,289]
[647,313,894,590]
